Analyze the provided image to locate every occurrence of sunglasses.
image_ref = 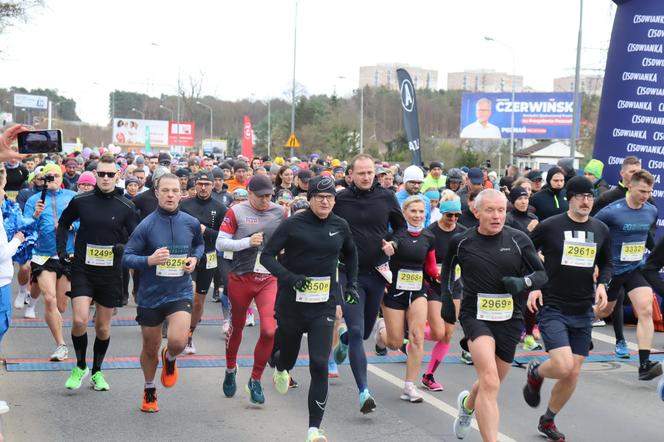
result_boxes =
[444,213,461,218]
[97,172,117,178]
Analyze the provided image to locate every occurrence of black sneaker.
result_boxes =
[211,291,221,303]
[289,377,299,389]
[400,339,409,356]
[638,360,663,381]
[523,360,544,407]
[538,416,565,441]
[375,344,387,356]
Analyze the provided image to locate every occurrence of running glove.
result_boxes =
[291,274,311,291]
[344,282,360,305]
[441,292,456,324]
[501,276,526,296]
[57,251,71,265]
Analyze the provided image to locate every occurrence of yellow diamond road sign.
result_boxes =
[284,133,300,148]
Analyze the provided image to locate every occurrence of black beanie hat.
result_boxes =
[509,186,529,204]
[307,175,336,200]
[545,166,565,187]
[565,175,594,198]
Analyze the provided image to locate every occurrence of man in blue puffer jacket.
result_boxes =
[123,172,204,413]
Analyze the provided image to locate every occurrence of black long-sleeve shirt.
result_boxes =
[56,186,138,274]
[261,209,358,317]
[506,209,538,235]
[179,195,226,252]
[332,183,406,272]
[441,226,547,320]
[530,213,612,314]
[132,189,158,221]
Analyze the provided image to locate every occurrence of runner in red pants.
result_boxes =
[215,173,284,405]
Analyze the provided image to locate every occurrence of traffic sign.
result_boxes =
[284,133,300,148]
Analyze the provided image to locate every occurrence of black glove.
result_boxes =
[344,282,360,305]
[441,292,456,324]
[501,276,527,296]
[290,274,311,291]
[57,250,71,265]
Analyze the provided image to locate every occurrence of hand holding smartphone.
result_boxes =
[17,129,63,154]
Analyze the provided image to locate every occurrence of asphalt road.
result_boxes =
[2,291,664,442]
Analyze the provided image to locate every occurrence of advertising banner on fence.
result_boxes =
[460,92,579,139]
[112,118,169,147]
[168,121,195,147]
[592,0,664,234]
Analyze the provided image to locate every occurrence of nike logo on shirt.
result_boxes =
[329,232,339,236]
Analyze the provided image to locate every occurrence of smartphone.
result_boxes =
[17,129,63,154]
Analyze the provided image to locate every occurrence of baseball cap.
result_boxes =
[526,170,543,182]
[468,168,484,185]
[158,152,172,165]
[297,169,314,183]
[247,174,274,196]
[175,168,190,178]
[196,172,213,182]
[403,165,424,183]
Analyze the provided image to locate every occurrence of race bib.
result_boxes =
[476,293,513,321]
[296,276,331,303]
[620,241,645,262]
[436,264,461,281]
[253,252,270,274]
[85,244,114,267]
[31,255,50,266]
[395,269,423,291]
[205,251,218,269]
[561,241,596,268]
[156,254,187,277]
[223,250,234,260]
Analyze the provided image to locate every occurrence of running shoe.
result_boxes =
[289,377,299,389]
[141,387,159,413]
[459,350,473,365]
[211,291,221,302]
[638,360,663,381]
[359,389,376,414]
[273,368,290,394]
[614,339,630,359]
[400,339,409,356]
[223,367,237,397]
[592,319,606,327]
[65,366,89,390]
[50,344,68,362]
[400,383,423,403]
[375,344,388,356]
[538,416,565,441]
[23,295,37,319]
[374,318,387,355]
[160,347,178,388]
[522,335,543,351]
[307,428,327,442]
[328,359,339,378]
[222,319,230,339]
[246,378,265,405]
[184,337,196,355]
[13,290,26,309]
[453,390,474,439]
[333,324,349,364]
[421,373,443,391]
[245,311,255,327]
[90,371,110,391]
[523,360,544,407]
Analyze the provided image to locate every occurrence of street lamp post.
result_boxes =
[570,0,584,159]
[159,104,174,121]
[131,108,145,119]
[267,99,272,157]
[196,101,213,139]
[290,0,299,158]
[484,36,516,166]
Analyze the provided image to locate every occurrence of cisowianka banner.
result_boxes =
[592,0,664,232]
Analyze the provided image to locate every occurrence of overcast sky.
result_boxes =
[0,0,615,125]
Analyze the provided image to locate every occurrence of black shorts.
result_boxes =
[69,269,123,308]
[30,258,71,283]
[383,286,427,310]
[607,269,650,302]
[459,314,522,363]
[538,306,593,357]
[428,279,462,302]
[136,299,192,327]
[192,264,216,296]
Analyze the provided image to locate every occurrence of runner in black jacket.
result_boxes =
[56,155,138,392]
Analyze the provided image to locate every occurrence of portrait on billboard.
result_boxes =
[460,97,502,139]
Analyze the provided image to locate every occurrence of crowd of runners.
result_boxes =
[0,123,663,442]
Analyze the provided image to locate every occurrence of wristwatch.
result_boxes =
[524,276,532,288]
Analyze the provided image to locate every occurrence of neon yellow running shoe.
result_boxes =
[273,368,290,395]
[90,371,110,391]
[307,428,327,442]
[65,366,89,390]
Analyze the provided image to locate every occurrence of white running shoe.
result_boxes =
[453,390,474,439]
[245,312,255,327]
[184,338,196,355]
[50,344,69,362]
[23,296,37,319]
[13,290,26,309]
[399,383,423,403]
[222,319,230,339]
[592,319,606,327]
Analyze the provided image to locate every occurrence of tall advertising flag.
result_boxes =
[242,115,254,159]
[592,0,664,234]
[396,69,422,166]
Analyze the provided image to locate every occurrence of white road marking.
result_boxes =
[367,364,519,442]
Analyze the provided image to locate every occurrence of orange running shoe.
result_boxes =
[160,347,179,388]
[141,387,159,413]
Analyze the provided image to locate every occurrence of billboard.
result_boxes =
[460,92,579,139]
[592,0,664,234]
[168,122,195,147]
[112,118,169,147]
[13,93,48,110]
